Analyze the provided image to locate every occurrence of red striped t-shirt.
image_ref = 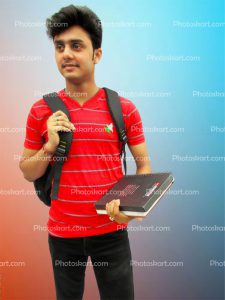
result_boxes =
[24,88,145,238]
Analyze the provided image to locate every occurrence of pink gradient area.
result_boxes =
[0,86,100,299]
[0,195,101,299]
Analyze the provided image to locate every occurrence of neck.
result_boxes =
[65,79,100,104]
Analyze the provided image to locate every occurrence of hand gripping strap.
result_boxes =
[43,92,73,199]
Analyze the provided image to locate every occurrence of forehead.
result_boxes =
[53,25,91,44]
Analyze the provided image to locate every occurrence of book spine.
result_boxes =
[144,175,174,211]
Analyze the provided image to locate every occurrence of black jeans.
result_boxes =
[48,228,134,300]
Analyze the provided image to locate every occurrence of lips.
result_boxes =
[62,63,80,68]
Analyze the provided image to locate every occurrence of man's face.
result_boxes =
[53,25,102,84]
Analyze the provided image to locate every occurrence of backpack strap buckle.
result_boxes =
[55,140,67,158]
[120,129,128,144]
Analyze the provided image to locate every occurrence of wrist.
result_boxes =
[42,142,57,156]
[127,216,136,223]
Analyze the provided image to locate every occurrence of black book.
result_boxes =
[95,173,174,217]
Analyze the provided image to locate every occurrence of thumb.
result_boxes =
[115,199,120,205]
[135,217,144,221]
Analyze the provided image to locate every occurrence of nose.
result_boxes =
[63,45,73,59]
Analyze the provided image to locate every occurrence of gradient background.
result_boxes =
[0,0,224,299]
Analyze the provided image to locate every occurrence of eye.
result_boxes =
[72,43,81,50]
[55,44,64,51]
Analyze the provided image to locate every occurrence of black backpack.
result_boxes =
[34,87,128,206]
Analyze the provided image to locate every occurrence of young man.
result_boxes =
[20,5,151,300]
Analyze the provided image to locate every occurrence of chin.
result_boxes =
[65,75,83,84]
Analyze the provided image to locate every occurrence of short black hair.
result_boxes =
[46,5,102,49]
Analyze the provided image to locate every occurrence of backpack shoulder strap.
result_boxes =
[43,92,73,199]
[43,92,71,120]
[103,87,128,175]
[43,92,73,157]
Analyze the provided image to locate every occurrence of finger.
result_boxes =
[53,116,73,126]
[54,126,72,132]
[53,110,69,120]
[50,115,75,130]
[48,114,67,124]
[53,120,74,130]
[107,201,114,216]
[107,201,116,217]
[112,201,120,218]
[52,115,69,122]
[106,203,114,219]
[109,199,120,217]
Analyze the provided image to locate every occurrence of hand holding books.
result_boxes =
[95,173,175,218]
[105,199,144,224]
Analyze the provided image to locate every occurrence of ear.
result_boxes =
[94,48,102,64]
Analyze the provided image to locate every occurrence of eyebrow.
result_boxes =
[54,39,85,45]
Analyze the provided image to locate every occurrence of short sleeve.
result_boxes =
[24,104,44,150]
[123,100,145,146]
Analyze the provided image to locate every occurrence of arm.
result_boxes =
[106,142,152,224]
[20,110,74,182]
[129,142,151,175]
[124,142,152,221]
[105,99,151,223]
[19,145,55,182]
